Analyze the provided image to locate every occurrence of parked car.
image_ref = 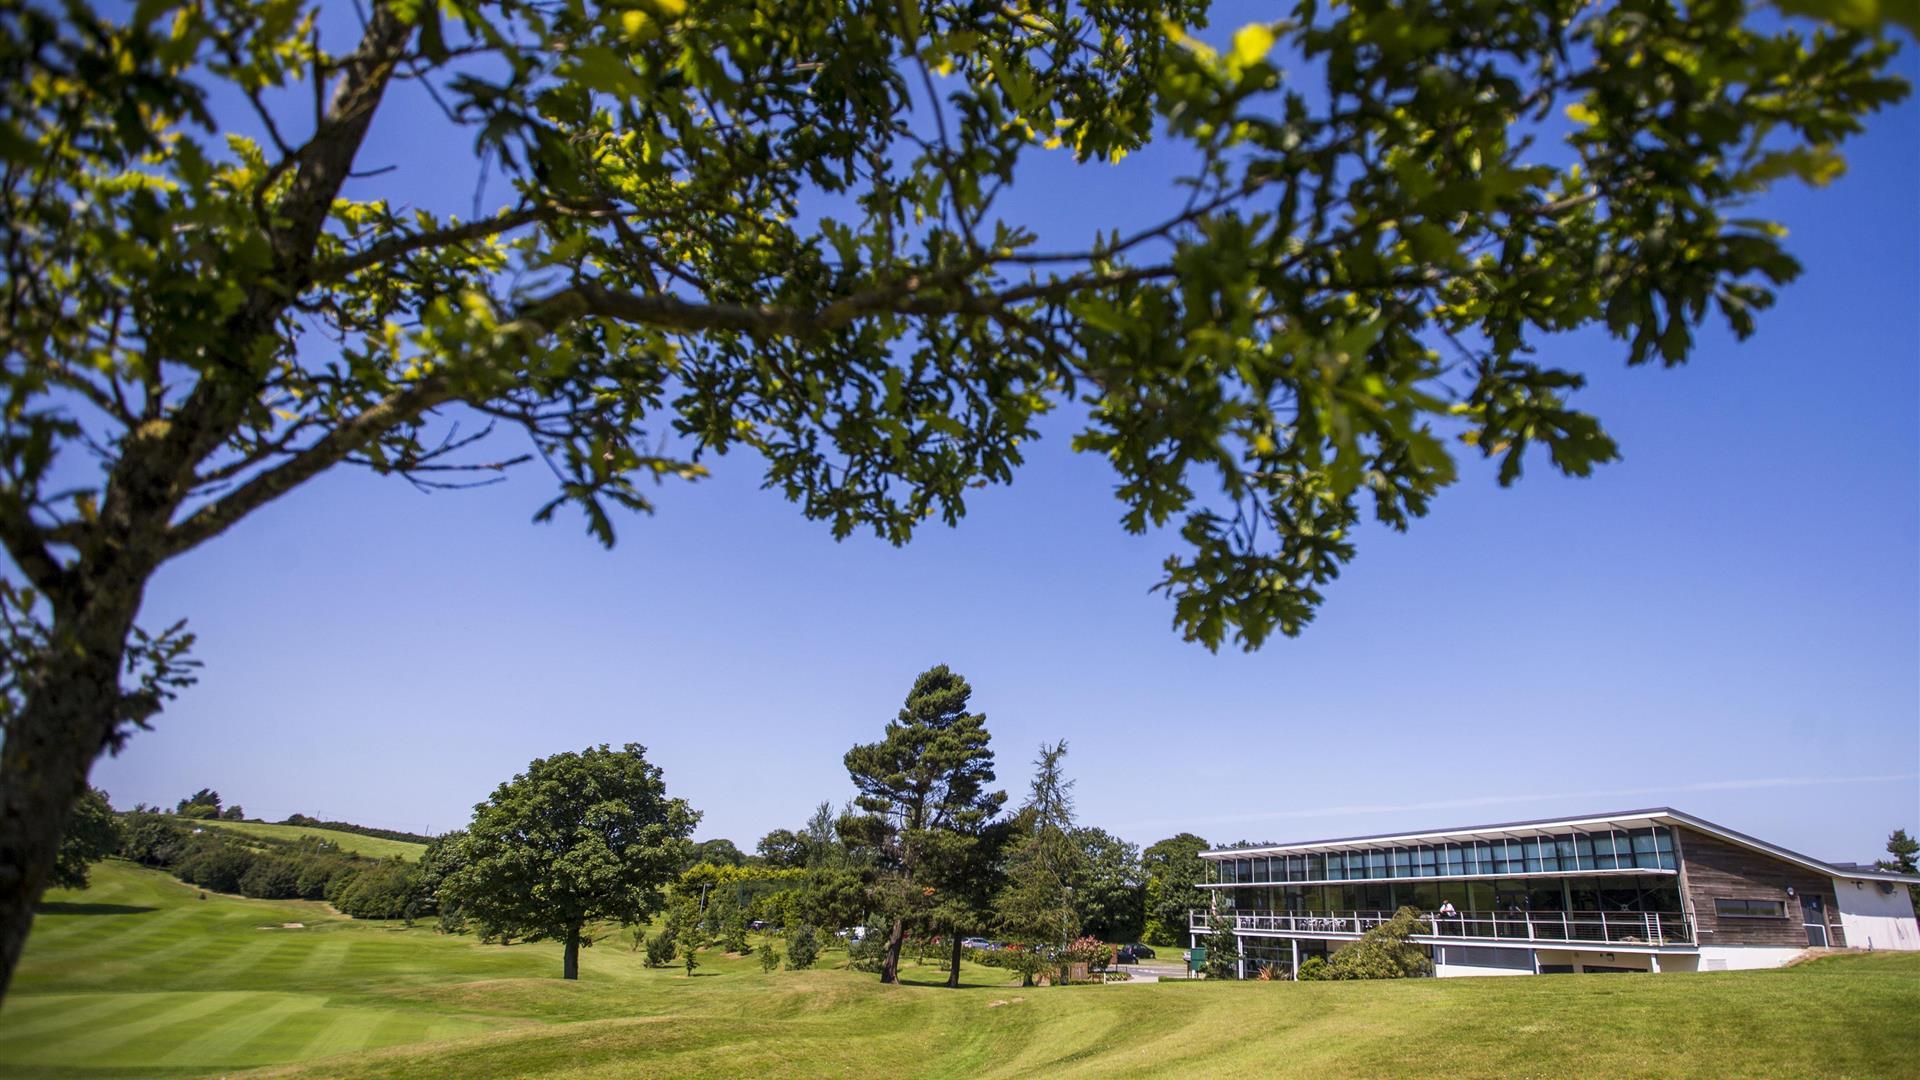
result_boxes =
[961,937,992,950]
[1116,944,1157,964]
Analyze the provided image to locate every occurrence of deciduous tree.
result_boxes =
[443,744,697,980]
[1074,827,1145,943]
[1141,833,1210,946]
[0,0,1904,999]
[49,787,118,890]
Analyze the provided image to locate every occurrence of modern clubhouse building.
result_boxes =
[1193,808,1920,978]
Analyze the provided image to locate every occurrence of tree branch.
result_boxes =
[315,204,554,280]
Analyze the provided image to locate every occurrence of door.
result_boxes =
[1801,894,1828,947]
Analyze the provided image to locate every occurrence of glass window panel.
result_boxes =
[1633,831,1660,869]
[1307,854,1325,880]
[1467,881,1498,913]
[1326,853,1345,880]
[1366,850,1388,879]
[1391,849,1412,878]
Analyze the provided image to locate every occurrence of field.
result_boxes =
[181,819,429,861]
[3,862,1917,1079]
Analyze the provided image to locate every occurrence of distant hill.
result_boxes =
[181,817,429,862]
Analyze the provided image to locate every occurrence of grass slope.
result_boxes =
[182,819,429,861]
[4,862,1917,1078]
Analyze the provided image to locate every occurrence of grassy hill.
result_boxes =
[4,861,1917,1078]
[180,818,429,861]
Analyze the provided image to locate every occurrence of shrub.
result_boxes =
[323,865,363,905]
[177,803,219,820]
[644,931,677,968]
[293,857,348,901]
[438,905,468,935]
[1296,956,1329,981]
[238,857,302,899]
[118,814,190,866]
[786,925,819,970]
[723,914,750,955]
[177,843,256,894]
[1317,908,1431,980]
[759,943,779,972]
[846,932,884,973]
[333,860,422,920]
[1062,936,1114,972]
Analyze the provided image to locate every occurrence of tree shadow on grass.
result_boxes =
[36,902,157,916]
[895,972,1019,990]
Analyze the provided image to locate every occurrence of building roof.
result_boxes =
[1199,807,1920,885]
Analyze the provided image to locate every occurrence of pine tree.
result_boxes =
[994,742,1086,986]
[786,925,819,971]
[1204,914,1242,980]
[843,666,1006,983]
[1880,829,1920,908]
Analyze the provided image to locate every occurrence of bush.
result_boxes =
[177,803,219,820]
[118,814,191,866]
[177,843,256,893]
[644,931,677,968]
[1296,956,1329,981]
[1315,908,1431,980]
[1062,936,1114,972]
[293,856,349,901]
[723,914,750,954]
[786,925,819,970]
[238,857,302,899]
[845,932,884,973]
[759,943,779,972]
[333,860,422,920]
[323,865,363,904]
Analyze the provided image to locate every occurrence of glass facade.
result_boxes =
[1207,826,1676,886]
[1221,874,1684,915]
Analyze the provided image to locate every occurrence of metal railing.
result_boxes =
[1190,909,1693,946]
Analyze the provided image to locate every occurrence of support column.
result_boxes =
[1291,938,1300,980]
[1236,935,1245,980]
[1650,954,1662,974]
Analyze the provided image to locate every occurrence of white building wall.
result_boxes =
[1831,877,1920,951]
[1695,945,1806,971]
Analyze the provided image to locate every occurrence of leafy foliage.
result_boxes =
[1141,833,1210,946]
[785,924,819,970]
[50,787,119,890]
[443,744,698,980]
[995,742,1085,969]
[0,0,1905,996]
[1879,828,1920,907]
[1203,913,1241,979]
[1073,827,1144,943]
[1305,907,1434,980]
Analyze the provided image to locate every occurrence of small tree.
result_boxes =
[723,909,750,955]
[50,787,119,890]
[1204,915,1241,980]
[786,925,819,971]
[1878,829,1920,909]
[1320,908,1433,980]
[443,744,698,980]
[759,942,780,973]
[643,930,677,969]
[1141,834,1209,947]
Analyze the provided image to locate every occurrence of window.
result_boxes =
[1714,898,1787,918]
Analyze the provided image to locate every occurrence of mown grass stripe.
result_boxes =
[148,993,313,1067]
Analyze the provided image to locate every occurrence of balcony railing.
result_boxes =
[1189,909,1694,947]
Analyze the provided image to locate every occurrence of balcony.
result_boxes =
[1190,909,1694,947]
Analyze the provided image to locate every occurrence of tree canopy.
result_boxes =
[443,743,698,980]
[50,787,118,890]
[1141,832,1210,946]
[0,0,1906,998]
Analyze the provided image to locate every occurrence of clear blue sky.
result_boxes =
[89,11,1918,864]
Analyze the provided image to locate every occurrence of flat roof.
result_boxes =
[1200,807,1920,885]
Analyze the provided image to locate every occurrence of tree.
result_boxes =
[174,790,221,818]
[220,805,246,821]
[1879,829,1920,908]
[843,666,1005,983]
[442,744,697,980]
[687,838,747,868]
[0,0,1904,1000]
[995,742,1085,985]
[678,898,704,977]
[756,829,807,869]
[49,787,118,890]
[416,829,469,919]
[1141,833,1210,946]
[1314,908,1433,980]
[785,925,819,971]
[1074,827,1145,943]
[1203,913,1241,980]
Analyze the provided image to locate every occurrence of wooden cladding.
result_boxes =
[1674,827,1843,949]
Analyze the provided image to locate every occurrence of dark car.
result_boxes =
[1116,944,1157,964]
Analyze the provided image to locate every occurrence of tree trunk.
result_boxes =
[0,600,140,1003]
[563,923,581,980]
[879,916,905,984]
[946,930,962,989]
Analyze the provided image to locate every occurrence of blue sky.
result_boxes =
[87,11,1918,863]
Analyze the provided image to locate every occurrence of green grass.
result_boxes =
[4,862,1917,1078]
[180,819,429,861]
